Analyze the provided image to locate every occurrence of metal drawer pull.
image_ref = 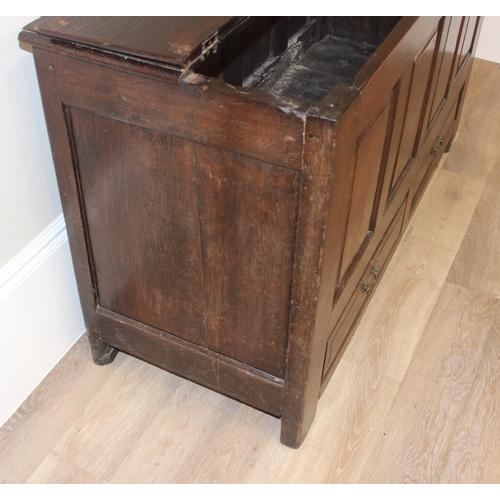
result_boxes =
[362,266,380,295]
[431,135,445,156]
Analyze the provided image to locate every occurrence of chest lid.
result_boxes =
[22,16,242,68]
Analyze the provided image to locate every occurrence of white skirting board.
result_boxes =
[0,215,85,427]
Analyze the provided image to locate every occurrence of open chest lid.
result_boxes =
[21,16,244,69]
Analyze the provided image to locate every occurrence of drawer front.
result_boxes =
[322,196,407,381]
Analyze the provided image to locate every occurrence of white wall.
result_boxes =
[476,17,500,64]
[0,234,85,426]
[0,16,84,427]
[0,17,62,268]
[0,15,499,428]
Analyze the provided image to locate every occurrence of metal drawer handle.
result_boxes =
[362,266,380,295]
[431,135,445,156]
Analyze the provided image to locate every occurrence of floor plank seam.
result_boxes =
[443,280,500,303]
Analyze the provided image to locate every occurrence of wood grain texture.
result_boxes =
[54,54,304,171]
[385,28,437,198]
[341,233,453,381]
[447,161,500,299]
[426,18,461,129]
[280,115,336,448]
[97,307,284,417]
[25,17,235,67]
[52,355,182,481]
[194,144,300,377]
[1,54,498,486]
[32,48,116,364]
[0,335,122,483]
[406,169,485,251]
[339,101,391,281]
[259,360,400,484]
[71,105,299,377]
[0,27,500,483]
[71,108,207,346]
[440,319,500,483]
[443,60,500,180]
[188,405,280,484]
[23,16,477,448]
[455,18,480,80]
[359,282,500,483]
[108,389,238,483]
[321,198,407,384]
[27,454,105,484]
[457,58,497,122]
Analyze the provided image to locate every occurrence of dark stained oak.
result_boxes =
[54,54,304,171]
[71,109,207,347]
[24,17,239,67]
[280,114,337,448]
[97,307,284,417]
[31,48,117,366]
[195,145,300,378]
[19,16,481,448]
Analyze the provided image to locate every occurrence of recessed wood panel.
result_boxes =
[427,17,462,130]
[338,101,392,283]
[195,145,300,378]
[456,17,479,78]
[70,108,207,346]
[70,108,300,378]
[388,31,438,196]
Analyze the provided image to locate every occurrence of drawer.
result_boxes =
[321,196,407,385]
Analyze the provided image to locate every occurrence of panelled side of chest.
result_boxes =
[30,45,308,416]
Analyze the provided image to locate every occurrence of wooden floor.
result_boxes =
[2,58,500,484]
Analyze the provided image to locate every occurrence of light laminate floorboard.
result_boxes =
[447,160,500,300]
[26,454,106,484]
[443,60,500,181]
[1,58,500,484]
[0,336,123,483]
[359,282,500,483]
[52,355,183,481]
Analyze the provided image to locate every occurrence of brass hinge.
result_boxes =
[201,32,219,56]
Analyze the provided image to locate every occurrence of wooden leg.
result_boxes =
[280,401,318,448]
[88,332,118,366]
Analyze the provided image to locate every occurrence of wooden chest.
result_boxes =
[19,16,482,447]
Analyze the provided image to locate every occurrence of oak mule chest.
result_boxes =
[20,16,482,447]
